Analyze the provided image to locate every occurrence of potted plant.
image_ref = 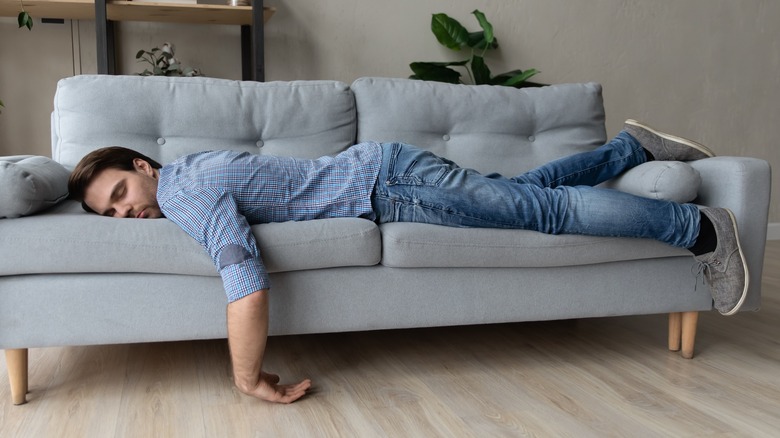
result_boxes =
[410,10,540,88]
[136,43,202,77]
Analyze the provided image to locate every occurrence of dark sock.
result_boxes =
[688,212,717,256]
[644,148,655,162]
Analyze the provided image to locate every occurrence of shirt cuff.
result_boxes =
[219,257,270,303]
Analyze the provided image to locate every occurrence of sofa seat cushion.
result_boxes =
[379,223,691,268]
[0,201,381,276]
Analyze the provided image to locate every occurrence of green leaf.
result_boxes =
[135,50,146,59]
[494,68,541,87]
[410,60,468,71]
[471,10,494,48]
[471,55,491,85]
[409,62,464,84]
[467,32,499,50]
[431,13,469,50]
[489,69,521,84]
[0,99,4,114]
[18,11,33,30]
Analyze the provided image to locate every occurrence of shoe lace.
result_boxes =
[693,258,722,290]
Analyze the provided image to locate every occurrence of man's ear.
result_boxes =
[133,158,155,177]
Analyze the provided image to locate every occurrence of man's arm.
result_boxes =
[227,289,312,403]
[161,190,311,403]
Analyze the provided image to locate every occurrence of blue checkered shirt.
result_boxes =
[157,142,383,302]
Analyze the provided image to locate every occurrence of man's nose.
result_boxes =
[115,204,132,218]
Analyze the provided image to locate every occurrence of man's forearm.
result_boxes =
[227,289,269,392]
[226,289,311,403]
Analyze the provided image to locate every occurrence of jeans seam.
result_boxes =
[395,196,539,229]
[548,145,643,187]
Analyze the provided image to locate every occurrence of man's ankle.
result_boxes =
[688,210,717,256]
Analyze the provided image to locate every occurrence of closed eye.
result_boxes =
[102,180,126,217]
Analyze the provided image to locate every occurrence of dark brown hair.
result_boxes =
[68,146,162,212]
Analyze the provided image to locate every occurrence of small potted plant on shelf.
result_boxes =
[410,10,540,88]
[136,42,203,77]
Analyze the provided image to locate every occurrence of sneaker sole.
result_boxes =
[720,208,750,315]
[625,119,716,158]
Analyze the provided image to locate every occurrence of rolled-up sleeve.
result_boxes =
[161,188,270,302]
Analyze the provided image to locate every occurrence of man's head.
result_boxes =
[68,146,164,218]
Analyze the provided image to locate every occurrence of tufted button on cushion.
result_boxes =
[352,78,607,177]
[157,138,166,145]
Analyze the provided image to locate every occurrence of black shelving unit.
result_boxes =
[94,0,265,81]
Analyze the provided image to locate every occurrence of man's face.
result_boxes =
[83,158,163,219]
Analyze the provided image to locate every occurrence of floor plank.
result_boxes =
[2,241,779,437]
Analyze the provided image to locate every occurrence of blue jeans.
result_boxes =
[371,132,701,248]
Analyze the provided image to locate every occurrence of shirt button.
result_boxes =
[157,138,166,145]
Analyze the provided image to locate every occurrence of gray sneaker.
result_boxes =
[624,119,715,161]
[695,207,749,315]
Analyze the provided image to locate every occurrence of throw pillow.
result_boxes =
[0,155,70,218]
[602,161,701,203]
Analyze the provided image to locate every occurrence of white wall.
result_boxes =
[1,0,778,221]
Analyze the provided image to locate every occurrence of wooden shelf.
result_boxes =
[0,0,275,25]
[1,0,94,20]
[2,0,271,80]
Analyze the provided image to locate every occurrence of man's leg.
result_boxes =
[374,142,700,245]
[511,131,646,188]
[373,142,747,314]
[513,120,715,189]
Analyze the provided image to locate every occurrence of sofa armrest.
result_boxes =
[690,157,772,311]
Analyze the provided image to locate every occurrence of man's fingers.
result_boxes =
[254,378,312,404]
[276,379,313,403]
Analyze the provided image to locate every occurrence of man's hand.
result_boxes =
[238,371,312,404]
[227,290,312,404]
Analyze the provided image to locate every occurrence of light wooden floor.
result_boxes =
[2,241,779,437]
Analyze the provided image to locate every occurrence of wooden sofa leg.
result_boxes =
[668,312,682,352]
[669,312,699,358]
[680,311,699,359]
[5,349,29,405]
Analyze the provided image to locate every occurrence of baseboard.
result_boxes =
[768,223,780,240]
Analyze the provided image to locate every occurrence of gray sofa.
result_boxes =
[0,75,771,405]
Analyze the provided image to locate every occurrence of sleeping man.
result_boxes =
[67,119,747,404]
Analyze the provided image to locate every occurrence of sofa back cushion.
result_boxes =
[352,77,606,176]
[52,75,358,168]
